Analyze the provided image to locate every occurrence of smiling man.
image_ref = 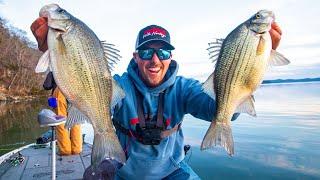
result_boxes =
[133,26,174,87]
[111,25,210,179]
[31,21,282,179]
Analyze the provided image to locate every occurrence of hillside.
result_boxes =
[0,17,46,101]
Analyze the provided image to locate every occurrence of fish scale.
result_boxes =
[38,3,126,171]
[216,31,245,119]
[201,10,289,155]
[217,27,259,119]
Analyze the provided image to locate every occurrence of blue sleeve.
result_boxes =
[182,78,239,122]
[182,78,215,121]
[111,74,124,116]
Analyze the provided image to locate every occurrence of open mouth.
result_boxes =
[148,67,160,74]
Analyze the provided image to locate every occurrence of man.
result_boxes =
[31,19,282,179]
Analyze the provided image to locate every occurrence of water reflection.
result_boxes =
[2,83,318,179]
[81,83,320,179]
[0,99,48,155]
[183,83,320,179]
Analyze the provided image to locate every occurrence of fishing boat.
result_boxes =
[0,142,92,179]
[0,109,93,180]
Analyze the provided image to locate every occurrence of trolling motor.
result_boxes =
[37,107,66,180]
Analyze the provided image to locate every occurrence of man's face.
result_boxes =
[133,42,172,87]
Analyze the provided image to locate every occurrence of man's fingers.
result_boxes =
[30,17,49,52]
[31,17,48,34]
[270,28,281,50]
[271,22,282,35]
[269,22,282,50]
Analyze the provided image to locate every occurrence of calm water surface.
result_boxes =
[1,83,319,179]
[0,98,47,155]
[182,82,320,179]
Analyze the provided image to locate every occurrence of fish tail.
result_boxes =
[200,121,234,156]
[91,132,126,169]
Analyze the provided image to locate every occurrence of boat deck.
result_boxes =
[0,143,92,180]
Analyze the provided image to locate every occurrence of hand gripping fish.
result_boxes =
[201,10,290,155]
[35,3,126,176]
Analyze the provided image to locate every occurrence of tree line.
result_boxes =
[0,17,46,96]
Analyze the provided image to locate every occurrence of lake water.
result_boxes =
[0,98,48,155]
[1,83,319,179]
[182,82,320,179]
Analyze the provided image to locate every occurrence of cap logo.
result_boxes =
[142,27,166,39]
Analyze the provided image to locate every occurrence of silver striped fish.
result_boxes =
[201,10,290,155]
[36,4,126,170]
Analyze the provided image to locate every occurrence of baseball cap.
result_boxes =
[135,25,175,50]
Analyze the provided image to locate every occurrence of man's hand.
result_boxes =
[83,159,122,180]
[30,17,48,52]
[269,22,282,50]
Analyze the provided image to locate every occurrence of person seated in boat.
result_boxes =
[30,18,282,179]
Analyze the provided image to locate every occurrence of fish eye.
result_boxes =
[57,8,65,13]
[256,14,261,19]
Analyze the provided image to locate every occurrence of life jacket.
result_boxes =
[113,84,180,145]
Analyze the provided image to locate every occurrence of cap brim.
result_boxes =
[136,39,175,50]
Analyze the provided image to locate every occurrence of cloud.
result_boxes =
[1,0,319,75]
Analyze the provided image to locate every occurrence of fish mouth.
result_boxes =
[251,22,272,34]
[39,4,60,18]
[39,3,69,33]
[256,30,267,34]
[47,20,69,33]
[50,26,67,33]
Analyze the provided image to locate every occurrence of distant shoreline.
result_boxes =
[262,77,320,84]
[0,92,47,103]
[0,78,319,102]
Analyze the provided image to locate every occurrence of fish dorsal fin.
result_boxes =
[207,38,224,63]
[202,72,216,99]
[111,79,126,110]
[101,41,122,71]
[268,50,290,66]
[65,104,90,129]
[235,95,257,117]
[35,50,50,73]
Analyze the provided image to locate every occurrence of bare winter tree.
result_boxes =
[0,16,45,96]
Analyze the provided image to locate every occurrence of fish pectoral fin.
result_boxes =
[35,50,50,73]
[202,72,216,99]
[268,50,290,66]
[101,41,122,71]
[207,38,224,63]
[235,95,257,117]
[256,36,266,55]
[65,104,90,129]
[111,79,126,110]
[56,33,68,55]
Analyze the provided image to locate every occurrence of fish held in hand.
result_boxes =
[35,3,126,169]
[202,10,290,155]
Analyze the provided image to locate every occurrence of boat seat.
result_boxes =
[37,109,66,127]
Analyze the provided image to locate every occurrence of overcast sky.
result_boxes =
[0,0,319,80]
